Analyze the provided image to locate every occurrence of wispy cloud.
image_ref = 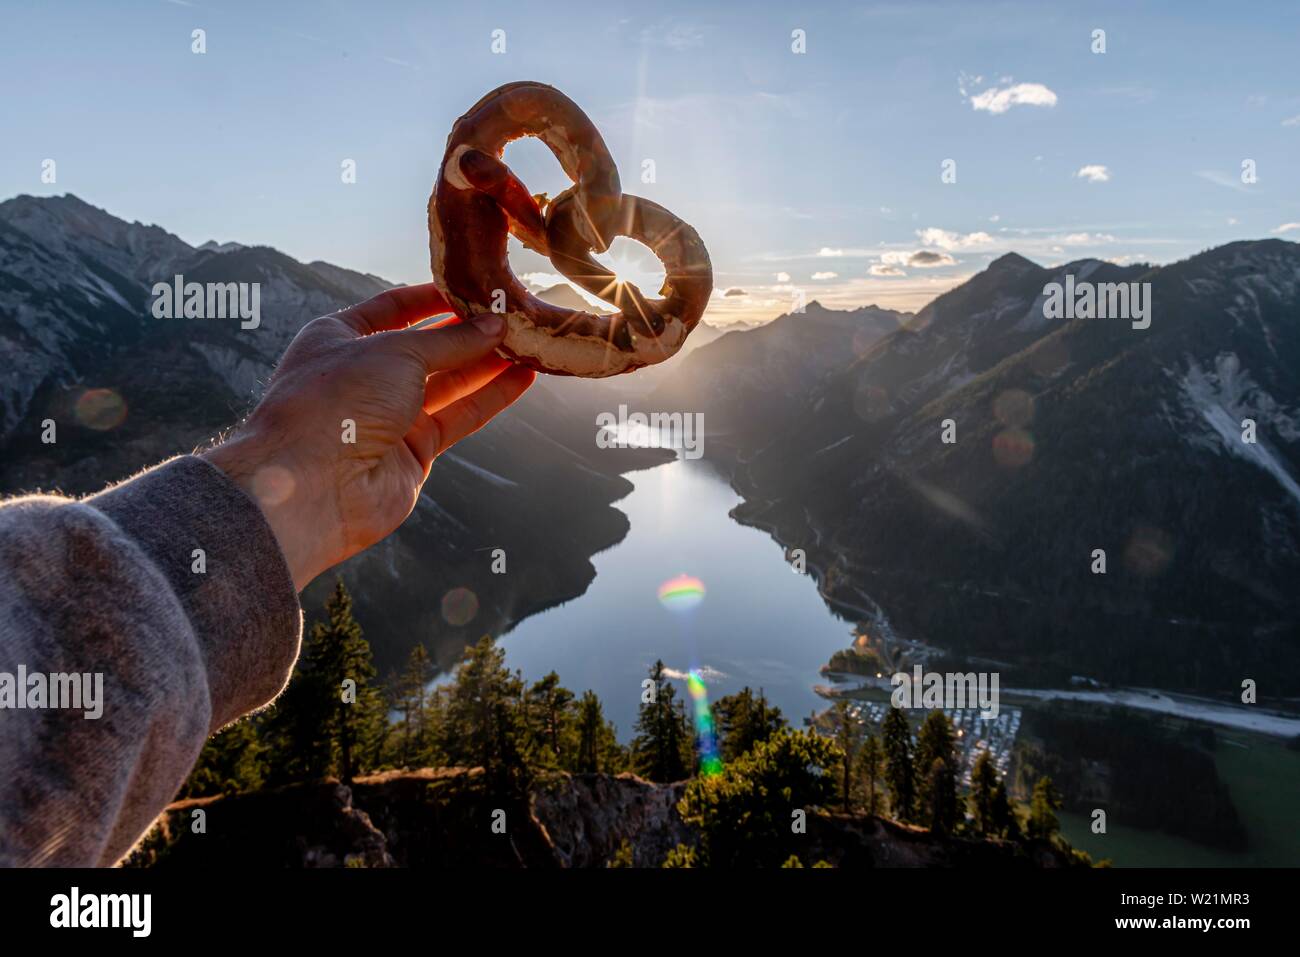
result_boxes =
[968,81,1058,114]
[811,271,838,280]
[870,263,906,277]
[916,228,995,250]
[1196,169,1249,193]
[640,22,706,51]
[1076,164,1110,183]
[1055,232,1117,245]
[1273,223,1300,234]
[1282,115,1300,127]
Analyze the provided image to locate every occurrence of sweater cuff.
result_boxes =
[90,455,303,730]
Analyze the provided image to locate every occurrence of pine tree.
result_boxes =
[925,757,959,834]
[832,700,862,812]
[306,580,387,784]
[881,705,915,822]
[392,643,436,768]
[181,717,266,798]
[859,733,883,817]
[524,671,575,768]
[574,690,623,774]
[260,658,332,785]
[913,710,959,820]
[969,749,998,836]
[1028,776,1064,840]
[437,635,529,790]
[990,779,1021,840]
[631,661,694,782]
[714,686,784,761]
[677,728,839,867]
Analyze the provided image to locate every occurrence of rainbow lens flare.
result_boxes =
[686,670,723,777]
[657,574,706,611]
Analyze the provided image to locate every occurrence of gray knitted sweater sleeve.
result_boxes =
[0,455,303,867]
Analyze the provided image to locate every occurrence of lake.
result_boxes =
[499,450,854,739]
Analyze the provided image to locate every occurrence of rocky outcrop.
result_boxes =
[529,773,692,868]
[125,769,1069,869]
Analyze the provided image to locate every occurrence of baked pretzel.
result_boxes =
[428,82,713,377]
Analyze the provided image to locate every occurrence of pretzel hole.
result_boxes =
[593,237,668,304]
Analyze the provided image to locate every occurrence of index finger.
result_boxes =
[334,283,457,335]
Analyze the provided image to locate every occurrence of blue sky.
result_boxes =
[3,0,1298,322]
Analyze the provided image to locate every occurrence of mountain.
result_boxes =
[0,193,665,674]
[532,281,603,314]
[707,245,1300,693]
[650,299,907,437]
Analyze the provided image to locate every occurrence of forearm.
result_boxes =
[0,456,302,867]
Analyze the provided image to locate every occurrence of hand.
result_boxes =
[203,283,535,591]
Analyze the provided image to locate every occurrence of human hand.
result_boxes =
[203,283,535,591]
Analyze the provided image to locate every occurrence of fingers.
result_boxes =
[424,353,514,413]
[379,312,508,374]
[403,364,536,471]
[335,283,456,335]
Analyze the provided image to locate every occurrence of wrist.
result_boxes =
[201,435,322,592]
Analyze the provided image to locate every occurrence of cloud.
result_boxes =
[915,228,995,251]
[1076,164,1111,183]
[661,665,727,682]
[870,263,906,277]
[969,81,1058,114]
[880,249,956,268]
[723,287,748,297]
[1196,169,1249,193]
[907,250,957,268]
[642,22,706,51]
[811,271,838,280]
[1273,223,1300,234]
[774,271,791,282]
[1055,232,1117,245]
[1284,115,1300,127]
[816,247,846,257]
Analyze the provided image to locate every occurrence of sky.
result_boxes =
[3,0,1299,324]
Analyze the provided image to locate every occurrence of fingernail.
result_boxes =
[475,314,504,336]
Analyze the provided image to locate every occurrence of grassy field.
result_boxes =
[1060,731,1300,867]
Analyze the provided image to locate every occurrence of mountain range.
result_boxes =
[0,193,675,674]
[4,193,1298,698]
[652,244,1300,694]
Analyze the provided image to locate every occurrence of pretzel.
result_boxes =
[428,82,713,377]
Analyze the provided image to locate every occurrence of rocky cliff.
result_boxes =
[125,768,1069,869]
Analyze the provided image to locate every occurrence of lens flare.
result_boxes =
[73,388,127,431]
[657,574,705,611]
[440,587,479,626]
[992,428,1034,468]
[685,669,723,776]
